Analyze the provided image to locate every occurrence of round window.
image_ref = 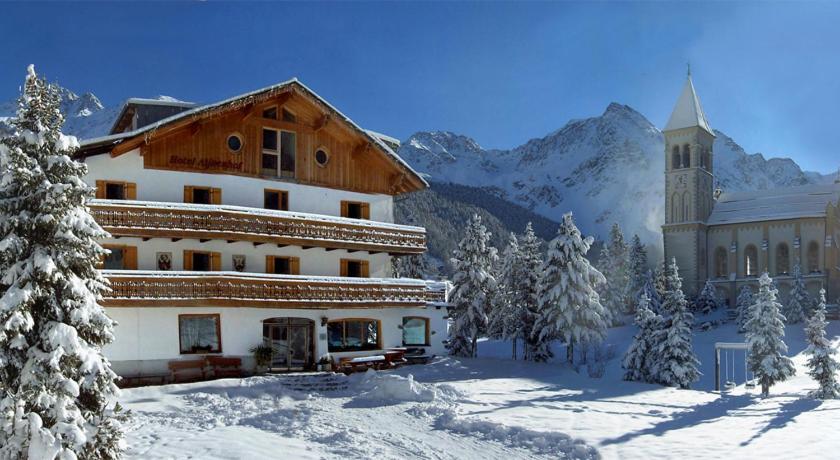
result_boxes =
[226,134,243,153]
[315,149,329,167]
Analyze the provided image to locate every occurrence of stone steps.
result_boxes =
[271,372,349,393]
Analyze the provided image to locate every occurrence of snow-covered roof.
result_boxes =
[664,75,713,135]
[124,97,196,108]
[707,184,840,226]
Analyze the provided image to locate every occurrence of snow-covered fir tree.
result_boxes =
[628,234,648,306]
[694,280,720,315]
[623,293,659,382]
[745,273,796,397]
[651,259,700,389]
[804,289,840,399]
[489,232,521,345]
[654,261,668,301]
[597,223,630,324]
[783,264,810,324]
[637,270,663,315]
[532,212,606,364]
[735,285,754,333]
[448,214,498,358]
[517,223,543,361]
[392,253,430,279]
[0,66,125,459]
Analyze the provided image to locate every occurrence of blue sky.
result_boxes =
[1,2,838,173]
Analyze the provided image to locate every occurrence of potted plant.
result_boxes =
[250,344,273,374]
[317,354,333,372]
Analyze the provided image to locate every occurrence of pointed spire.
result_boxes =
[664,72,713,135]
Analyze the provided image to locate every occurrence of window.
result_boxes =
[682,192,690,222]
[280,131,296,177]
[744,245,758,277]
[341,259,369,278]
[327,319,380,352]
[264,189,289,211]
[184,250,221,271]
[341,201,370,220]
[262,106,277,120]
[179,314,221,354]
[671,193,679,222]
[101,245,137,270]
[808,241,820,274]
[682,145,691,168]
[315,148,329,167]
[266,255,299,275]
[262,128,278,151]
[715,247,728,278]
[672,146,681,169]
[226,133,243,153]
[261,129,295,177]
[184,186,221,205]
[282,108,296,123]
[776,243,790,276]
[262,153,278,174]
[402,317,430,346]
[95,180,136,200]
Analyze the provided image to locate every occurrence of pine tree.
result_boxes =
[490,233,521,345]
[628,234,649,306]
[694,280,720,315]
[517,223,543,361]
[0,66,125,458]
[804,289,840,399]
[597,223,631,324]
[623,294,658,382]
[393,253,430,279]
[735,285,754,333]
[639,270,663,314]
[654,261,668,301]
[652,259,701,389]
[448,214,498,358]
[784,264,810,324]
[745,272,796,397]
[532,213,606,363]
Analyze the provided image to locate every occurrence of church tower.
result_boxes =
[662,70,715,296]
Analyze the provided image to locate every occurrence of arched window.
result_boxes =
[776,243,790,276]
[807,241,820,274]
[715,247,728,278]
[672,146,681,169]
[744,244,758,277]
[671,193,680,222]
[682,144,691,168]
[682,192,690,221]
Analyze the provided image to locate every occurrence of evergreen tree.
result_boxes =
[448,214,498,358]
[623,294,659,382]
[654,261,668,301]
[0,66,125,458]
[745,273,796,397]
[694,280,720,315]
[804,289,840,399]
[532,213,606,363]
[628,234,649,306]
[652,259,701,389]
[784,264,810,324]
[597,223,631,324]
[735,286,754,333]
[517,223,543,361]
[490,233,521,345]
[639,270,663,315]
[392,253,430,279]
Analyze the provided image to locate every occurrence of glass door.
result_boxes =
[288,325,310,370]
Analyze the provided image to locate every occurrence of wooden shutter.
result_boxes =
[125,182,137,200]
[210,188,222,205]
[340,259,348,277]
[290,257,300,275]
[265,255,275,274]
[95,180,106,199]
[281,191,289,211]
[361,203,370,220]
[210,252,222,271]
[123,246,138,270]
[184,186,193,203]
[340,201,349,218]
[361,260,370,278]
[183,250,193,271]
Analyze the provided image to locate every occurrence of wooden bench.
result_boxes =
[168,359,206,383]
[384,350,407,368]
[206,356,242,379]
[337,355,387,374]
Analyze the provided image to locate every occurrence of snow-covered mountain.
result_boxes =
[399,103,830,251]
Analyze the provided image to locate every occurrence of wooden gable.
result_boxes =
[111,84,425,195]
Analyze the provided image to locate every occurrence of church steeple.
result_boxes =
[665,74,713,135]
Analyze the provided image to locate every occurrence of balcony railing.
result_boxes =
[100,271,444,309]
[88,199,426,254]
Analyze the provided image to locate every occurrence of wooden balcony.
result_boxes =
[88,200,425,254]
[100,271,443,309]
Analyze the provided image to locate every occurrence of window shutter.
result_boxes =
[281,191,289,211]
[211,188,222,205]
[266,255,275,274]
[361,260,370,278]
[340,201,349,218]
[184,186,193,203]
[211,252,221,271]
[125,182,137,200]
[124,246,138,270]
[183,250,193,271]
[95,180,105,199]
[290,257,300,275]
[340,259,348,277]
[361,203,370,220]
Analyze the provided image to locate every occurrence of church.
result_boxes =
[661,73,840,307]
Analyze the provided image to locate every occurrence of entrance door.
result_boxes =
[262,318,314,372]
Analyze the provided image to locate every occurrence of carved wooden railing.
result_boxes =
[100,271,438,309]
[88,200,426,254]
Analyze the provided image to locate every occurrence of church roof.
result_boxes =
[707,183,840,226]
[664,75,713,135]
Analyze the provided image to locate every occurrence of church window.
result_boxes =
[775,243,790,276]
[715,247,728,278]
[672,146,681,169]
[682,144,691,168]
[682,192,690,221]
[671,193,680,222]
[807,241,820,274]
[744,245,758,277]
